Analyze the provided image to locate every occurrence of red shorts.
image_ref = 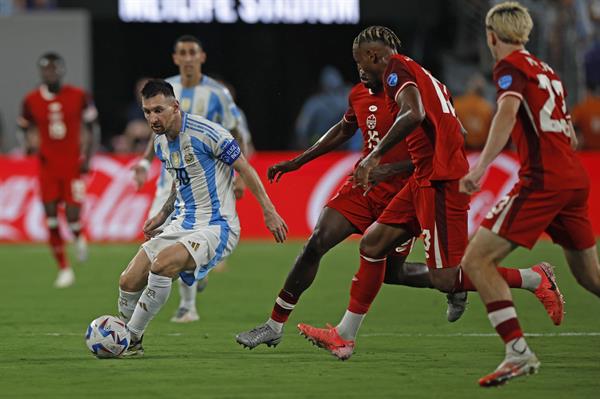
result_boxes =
[39,170,85,205]
[378,177,470,269]
[326,179,414,257]
[480,183,595,250]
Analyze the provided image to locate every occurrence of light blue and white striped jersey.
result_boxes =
[154,112,242,230]
[150,74,243,206]
[165,74,241,131]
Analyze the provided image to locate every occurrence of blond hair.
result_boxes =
[485,1,533,44]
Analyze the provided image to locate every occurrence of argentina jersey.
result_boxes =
[154,112,242,232]
[165,74,241,131]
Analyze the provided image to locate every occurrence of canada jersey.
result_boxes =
[383,55,468,186]
[493,50,588,190]
[19,84,96,175]
[154,113,242,231]
[343,83,410,195]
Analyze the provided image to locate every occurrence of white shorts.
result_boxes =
[141,221,240,285]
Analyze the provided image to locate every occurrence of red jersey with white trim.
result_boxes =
[493,50,588,189]
[383,54,468,186]
[19,84,96,176]
[344,83,411,195]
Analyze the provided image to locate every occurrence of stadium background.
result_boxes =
[1,1,600,398]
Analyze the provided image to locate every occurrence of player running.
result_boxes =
[297,26,564,361]
[459,2,600,387]
[18,52,98,288]
[132,35,248,323]
[117,79,287,356]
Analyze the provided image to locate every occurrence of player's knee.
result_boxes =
[119,271,142,292]
[429,269,458,293]
[303,230,329,259]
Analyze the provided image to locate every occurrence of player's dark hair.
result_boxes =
[38,52,64,67]
[353,26,402,52]
[141,79,176,100]
[173,34,203,52]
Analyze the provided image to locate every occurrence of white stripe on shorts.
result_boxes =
[491,195,517,234]
[433,223,443,269]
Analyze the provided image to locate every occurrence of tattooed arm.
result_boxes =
[142,182,176,239]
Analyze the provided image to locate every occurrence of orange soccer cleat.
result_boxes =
[532,262,565,326]
[297,323,355,360]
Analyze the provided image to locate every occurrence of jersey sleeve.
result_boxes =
[493,60,527,103]
[217,88,241,132]
[384,57,417,103]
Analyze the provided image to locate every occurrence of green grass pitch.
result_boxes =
[1,240,599,398]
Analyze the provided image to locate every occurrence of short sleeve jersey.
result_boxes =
[19,84,96,175]
[154,113,242,230]
[343,83,411,194]
[383,55,468,186]
[493,50,588,190]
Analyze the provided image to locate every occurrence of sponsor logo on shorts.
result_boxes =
[188,240,200,251]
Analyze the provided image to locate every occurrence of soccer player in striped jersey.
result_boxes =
[132,35,249,323]
[118,80,287,356]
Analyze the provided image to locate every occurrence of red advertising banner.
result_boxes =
[1,152,599,242]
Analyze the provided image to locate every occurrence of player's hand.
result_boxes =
[267,160,300,183]
[233,175,246,199]
[143,213,166,240]
[132,163,149,190]
[263,208,288,243]
[459,167,485,195]
[353,152,381,191]
[368,163,395,186]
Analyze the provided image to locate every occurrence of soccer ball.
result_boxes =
[85,315,130,358]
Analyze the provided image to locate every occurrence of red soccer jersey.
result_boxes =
[20,84,96,176]
[493,50,588,190]
[383,54,468,186]
[343,83,411,194]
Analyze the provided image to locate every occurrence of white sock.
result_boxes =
[506,336,533,358]
[336,310,365,341]
[118,288,143,323]
[520,268,542,291]
[127,273,172,338]
[178,279,198,310]
[266,318,284,333]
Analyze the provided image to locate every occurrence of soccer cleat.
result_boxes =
[297,323,355,361]
[478,352,540,387]
[76,235,88,262]
[236,323,283,349]
[446,291,468,322]
[532,262,564,326]
[54,268,75,288]
[170,307,199,323]
[122,334,144,357]
[196,278,209,293]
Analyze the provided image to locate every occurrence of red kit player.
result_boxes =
[18,53,98,288]
[460,2,600,387]
[297,26,564,361]
[235,64,471,350]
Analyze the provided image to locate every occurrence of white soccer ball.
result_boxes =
[85,315,130,358]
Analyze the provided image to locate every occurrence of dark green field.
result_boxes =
[1,240,599,398]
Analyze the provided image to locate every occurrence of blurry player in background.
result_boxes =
[460,2,600,387]
[17,52,98,288]
[132,35,248,323]
[118,80,287,356]
[297,26,563,361]
[235,58,473,350]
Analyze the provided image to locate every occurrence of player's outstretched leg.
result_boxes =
[236,208,357,349]
[43,202,74,288]
[170,279,200,323]
[66,202,87,263]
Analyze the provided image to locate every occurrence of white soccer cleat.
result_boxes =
[54,268,75,288]
[76,235,88,262]
[479,352,540,387]
[170,307,199,323]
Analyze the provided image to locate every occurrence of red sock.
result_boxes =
[456,267,523,291]
[48,227,69,270]
[486,300,524,343]
[348,253,386,314]
[270,289,298,323]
